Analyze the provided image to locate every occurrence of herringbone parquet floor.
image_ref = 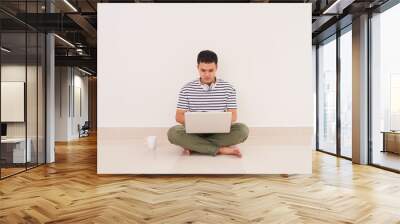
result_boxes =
[1,134,400,224]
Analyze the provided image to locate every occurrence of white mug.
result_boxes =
[146,136,157,150]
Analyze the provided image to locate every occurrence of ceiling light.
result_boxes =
[323,0,342,14]
[63,0,78,12]
[54,34,75,48]
[1,47,11,53]
[322,0,354,15]
[78,67,93,76]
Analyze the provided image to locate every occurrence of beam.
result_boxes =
[55,55,96,71]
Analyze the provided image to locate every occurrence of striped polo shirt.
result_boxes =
[177,78,237,112]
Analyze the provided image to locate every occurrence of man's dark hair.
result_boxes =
[197,50,218,65]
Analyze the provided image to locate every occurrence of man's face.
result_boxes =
[198,62,217,85]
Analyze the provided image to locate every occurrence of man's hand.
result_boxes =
[227,109,237,123]
[175,109,186,125]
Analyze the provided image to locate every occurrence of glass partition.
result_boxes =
[0,1,46,179]
[0,31,28,177]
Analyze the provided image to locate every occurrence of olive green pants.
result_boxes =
[167,123,249,156]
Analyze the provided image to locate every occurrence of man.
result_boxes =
[167,50,249,158]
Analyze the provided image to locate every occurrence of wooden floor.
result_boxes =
[1,167,26,178]
[1,163,44,178]
[1,135,400,223]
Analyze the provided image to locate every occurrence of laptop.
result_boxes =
[184,112,232,134]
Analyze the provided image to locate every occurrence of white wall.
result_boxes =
[72,73,89,138]
[55,67,89,141]
[98,3,313,128]
[55,67,69,141]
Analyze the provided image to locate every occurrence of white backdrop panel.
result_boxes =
[98,3,312,128]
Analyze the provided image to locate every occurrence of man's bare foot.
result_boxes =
[182,148,191,156]
[217,146,242,158]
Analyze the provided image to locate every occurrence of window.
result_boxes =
[318,36,337,154]
[370,3,400,171]
[339,28,352,158]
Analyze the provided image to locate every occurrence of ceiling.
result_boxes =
[0,0,392,75]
